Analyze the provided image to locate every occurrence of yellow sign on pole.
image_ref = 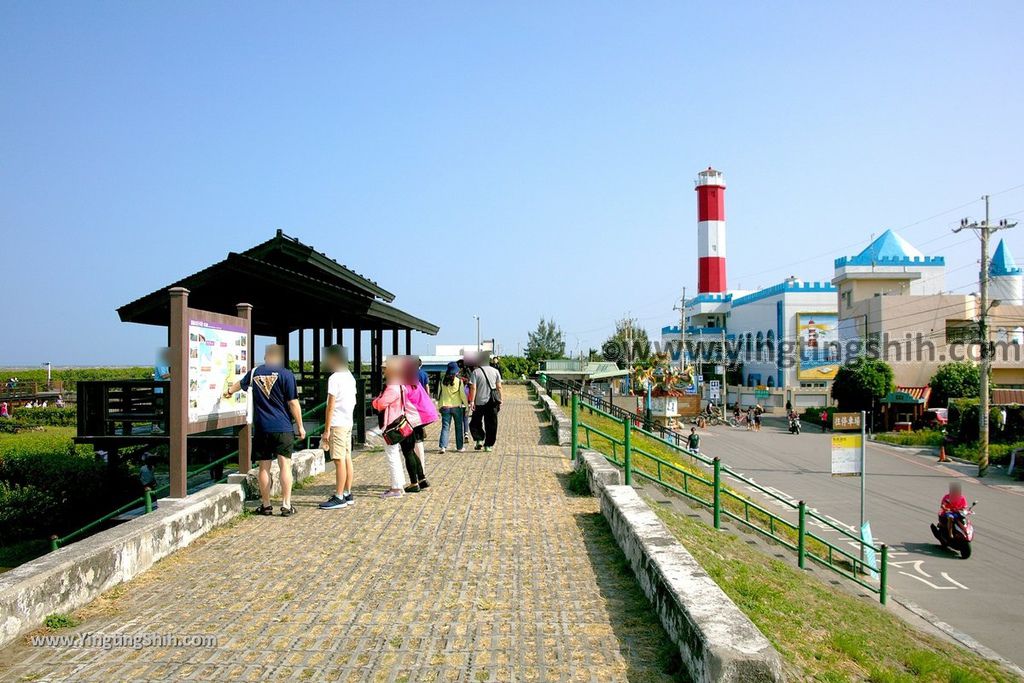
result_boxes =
[831,434,863,476]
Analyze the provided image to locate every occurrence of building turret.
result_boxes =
[990,239,1023,306]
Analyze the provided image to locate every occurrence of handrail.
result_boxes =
[51,401,328,552]
[568,388,889,605]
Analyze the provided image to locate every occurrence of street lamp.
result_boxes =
[473,315,481,351]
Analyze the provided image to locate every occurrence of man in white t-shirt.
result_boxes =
[319,345,357,510]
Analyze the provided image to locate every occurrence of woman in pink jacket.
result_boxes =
[372,357,439,496]
[372,358,413,498]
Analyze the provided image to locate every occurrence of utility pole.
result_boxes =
[624,314,634,374]
[474,315,481,351]
[955,195,1017,477]
[673,288,687,373]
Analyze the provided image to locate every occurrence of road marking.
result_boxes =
[941,572,970,590]
[899,571,960,590]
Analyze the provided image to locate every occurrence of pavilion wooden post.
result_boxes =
[236,302,254,474]
[371,329,382,397]
[276,331,288,358]
[352,327,364,444]
[392,329,400,355]
[168,287,190,498]
[312,328,322,404]
[405,329,412,354]
[298,327,305,385]
[353,328,362,376]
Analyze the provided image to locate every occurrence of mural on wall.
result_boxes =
[797,313,840,380]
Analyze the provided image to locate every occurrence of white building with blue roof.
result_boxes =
[662,276,839,409]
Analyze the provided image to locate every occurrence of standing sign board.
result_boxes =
[169,287,253,498]
[187,317,249,429]
[708,380,721,401]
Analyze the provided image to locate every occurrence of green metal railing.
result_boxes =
[569,393,888,604]
[50,402,328,552]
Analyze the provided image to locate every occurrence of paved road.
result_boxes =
[0,387,679,683]
[697,416,1024,669]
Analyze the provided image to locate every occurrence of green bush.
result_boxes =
[0,431,137,544]
[494,355,538,380]
[801,406,834,426]
[7,406,76,428]
[948,440,1024,465]
[873,430,945,448]
[0,482,57,545]
[947,399,1023,443]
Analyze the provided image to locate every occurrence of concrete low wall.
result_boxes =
[0,484,243,650]
[227,447,326,499]
[576,450,785,683]
[529,380,571,446]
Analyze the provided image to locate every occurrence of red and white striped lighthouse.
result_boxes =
[695,167,727,293]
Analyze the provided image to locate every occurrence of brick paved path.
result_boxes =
[0,386,680,683]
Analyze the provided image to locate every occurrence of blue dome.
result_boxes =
[991,239,1022,277]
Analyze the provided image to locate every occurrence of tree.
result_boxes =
[494,355,538,379]
[928,361,980,408]
[525,318,565,362]
[601,320,651,369]
[830,357,894,412]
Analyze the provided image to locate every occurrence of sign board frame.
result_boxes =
[830,434,862,476]
[832,412,862,431]
[169,288,253,498]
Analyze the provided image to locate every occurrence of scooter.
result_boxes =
[930,502,976,559]
[788,416,801,434]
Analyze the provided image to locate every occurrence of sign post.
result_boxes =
[831,410,872,573]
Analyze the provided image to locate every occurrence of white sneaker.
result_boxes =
[439,447,446,454]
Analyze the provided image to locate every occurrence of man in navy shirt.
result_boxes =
[224,345,305,517]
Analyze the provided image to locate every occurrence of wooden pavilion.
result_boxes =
[77,230,438,450]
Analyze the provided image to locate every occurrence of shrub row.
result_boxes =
[1,366,152,391]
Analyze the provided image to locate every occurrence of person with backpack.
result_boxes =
[437,361,468,453]
[468,352,502,451]
[402,356,439,491]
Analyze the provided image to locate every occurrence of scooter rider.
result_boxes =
[938,481,968,536]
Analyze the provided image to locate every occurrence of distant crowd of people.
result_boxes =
[222,345,503,517]
[0,395,64,418]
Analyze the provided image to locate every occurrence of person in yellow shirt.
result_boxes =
[436,362,468,453]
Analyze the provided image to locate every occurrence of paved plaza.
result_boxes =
[0,386,680,683]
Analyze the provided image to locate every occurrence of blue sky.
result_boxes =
[2,2,1022,366]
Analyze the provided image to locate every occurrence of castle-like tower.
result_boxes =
[990,239,1023,306]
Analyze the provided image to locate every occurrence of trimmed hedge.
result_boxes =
[5,406,76,428]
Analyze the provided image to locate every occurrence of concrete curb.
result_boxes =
[528,380,571,446]
[226,447,326,499]
[0,484,243,650]
[576,450,785,683]
[892,594,1024,679]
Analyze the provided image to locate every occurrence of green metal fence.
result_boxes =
[568,392,888,604]
[50,402,328,553]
